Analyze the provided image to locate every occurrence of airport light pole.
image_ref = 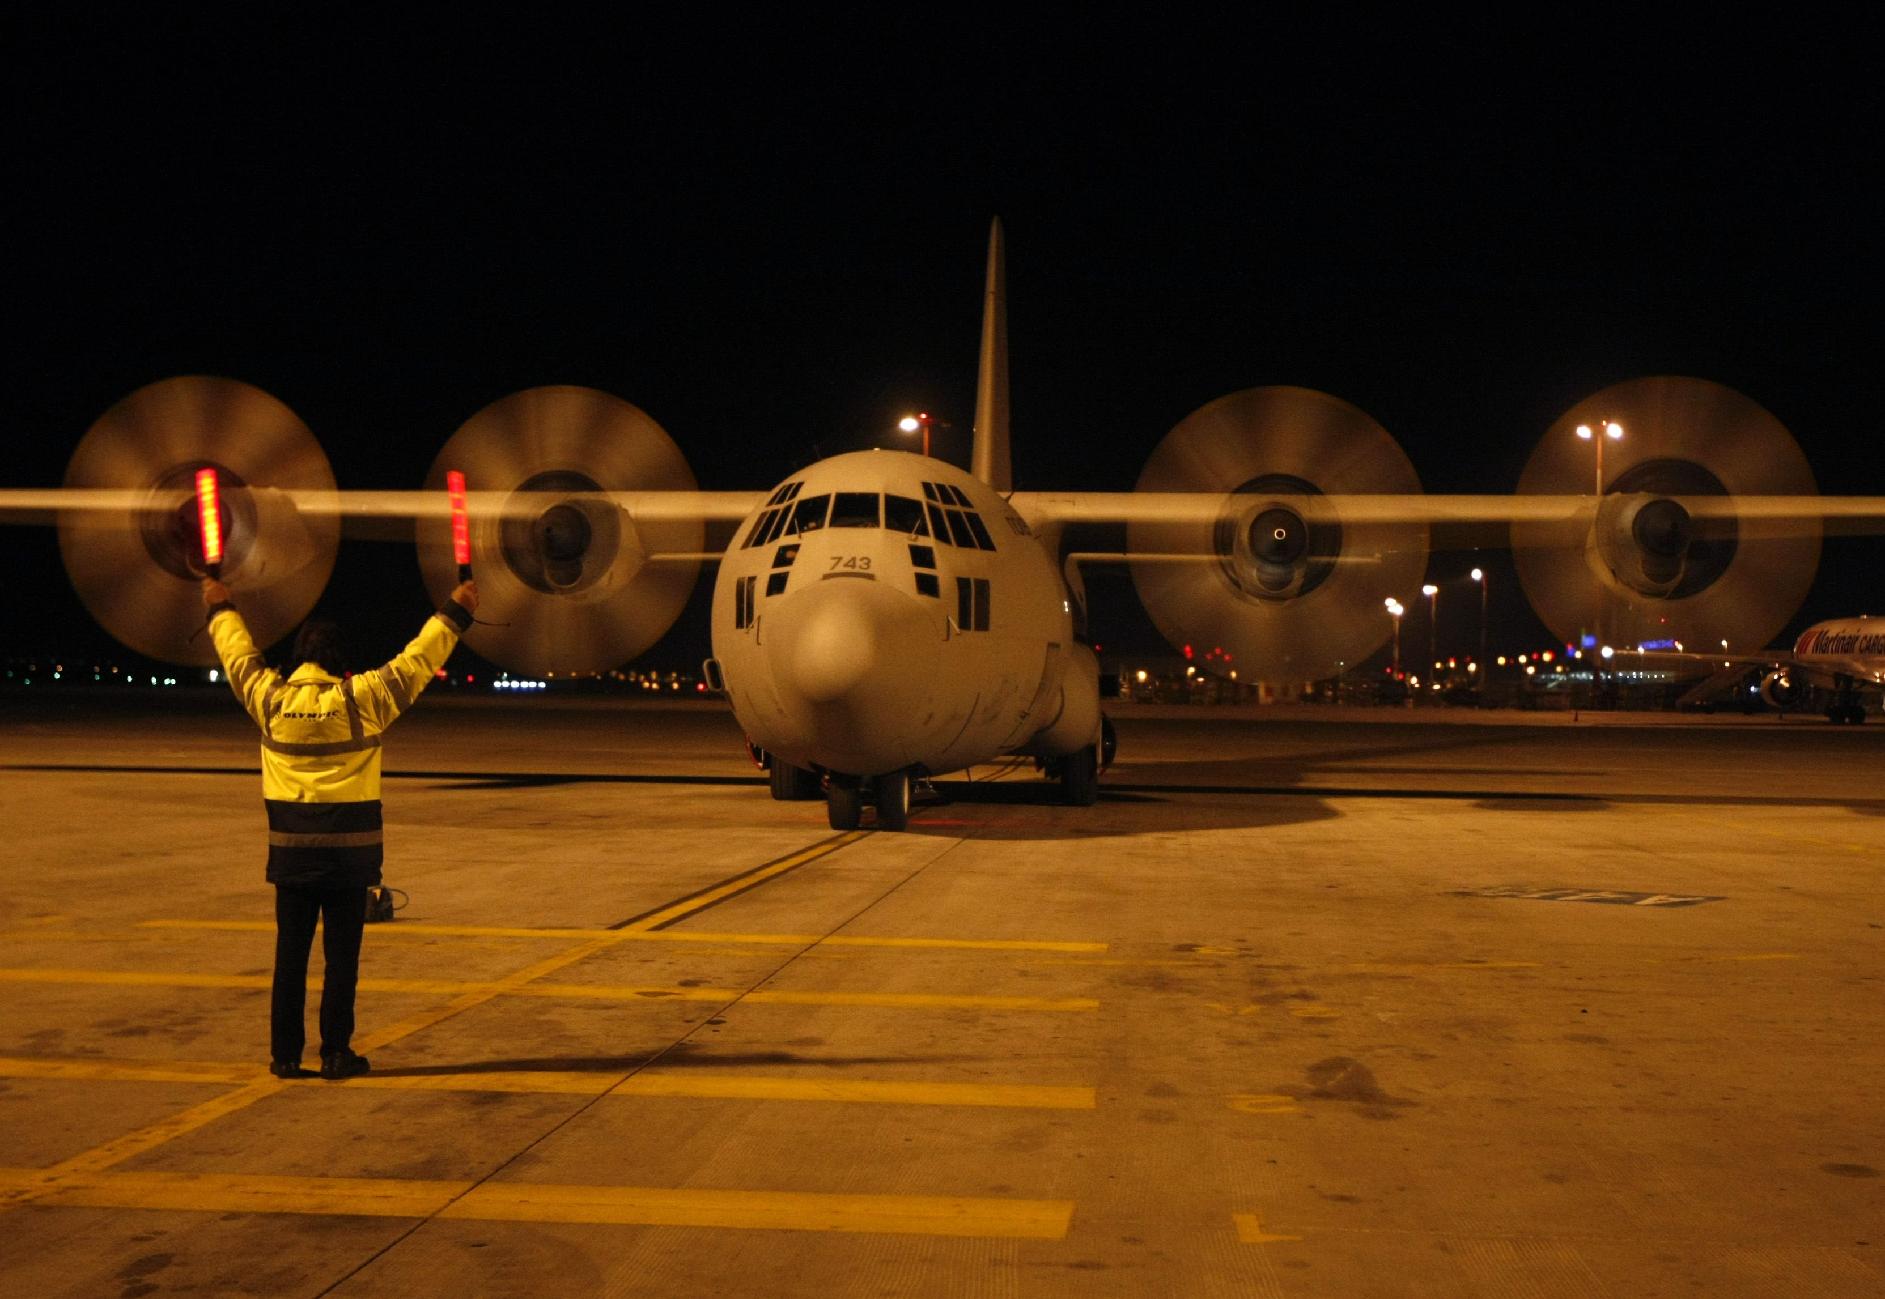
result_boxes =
[1385,598,1404,680]
[898,412,934,458]
[1575,420,1624,495]
[1422,583,1439,692]
[1471,567,1487,675]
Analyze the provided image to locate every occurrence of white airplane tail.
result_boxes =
[970,217,1012,492]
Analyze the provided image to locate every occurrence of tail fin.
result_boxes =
[970,217,1012,492]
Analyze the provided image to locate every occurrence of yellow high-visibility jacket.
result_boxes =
[208,598,472,886]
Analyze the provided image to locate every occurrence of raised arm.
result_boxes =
[201,579,282,729]
[350,581,479,732]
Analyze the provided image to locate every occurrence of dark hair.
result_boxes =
[291,619,348,675]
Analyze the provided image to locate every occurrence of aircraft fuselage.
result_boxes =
[710,450,1090,780]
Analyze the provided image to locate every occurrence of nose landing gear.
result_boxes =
[824,769,913,831]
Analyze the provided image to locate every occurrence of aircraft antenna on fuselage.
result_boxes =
[971,217,1012,492]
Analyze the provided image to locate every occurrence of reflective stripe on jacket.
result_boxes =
[208,599,471,886]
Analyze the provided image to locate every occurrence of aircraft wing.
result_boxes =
[1011,492,1885,532]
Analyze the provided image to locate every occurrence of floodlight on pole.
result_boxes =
[1575,420,1624,495]
[1470,567,1488,675]
[898,412,933,458]
[1421,583,1439,685]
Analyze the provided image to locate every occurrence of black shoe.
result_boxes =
[320,1050,371,1080]
[269,1060,314,1079]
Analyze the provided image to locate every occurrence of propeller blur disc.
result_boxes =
[1513,377,1819,650]
[1130,386,1428,682]
[59,376,338,665]
[419,386,701,675]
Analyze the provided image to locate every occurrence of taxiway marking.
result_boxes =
[1233,1212,1303,1244]
[0,1056,1095,1108]
[135,918,1108,954]
[0,968,1096,1013]
[0,1168,1073,1238]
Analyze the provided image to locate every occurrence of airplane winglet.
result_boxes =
[971,217,1012,492]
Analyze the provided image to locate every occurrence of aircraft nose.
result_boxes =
[790,596,876,703]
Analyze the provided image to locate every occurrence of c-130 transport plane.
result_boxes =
[5,220,1883,829]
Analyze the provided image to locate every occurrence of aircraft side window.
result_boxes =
[925,502,951,543]
[973,577,990,631]
[964,512,996,551]
[907,543,935,569]
[781,481,803,502]
[915,572,939,598]
[944,484,972,508]
[921,481,940,501]
[956,576,972,629]
[829,492,880,528]
[757,508,790,547]
[765,571,788,596]
[773,544,799,568]
[735,575,757,629]
[885,494,927,536]
[788,494,830,535]
[943,509,973,548]
[741,511,772,548]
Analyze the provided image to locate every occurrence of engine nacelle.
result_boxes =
[419,386,699,676]
[59,376,338,665]
[1514,377,1821,653]
[1129,387,1428,683]
[1759,669,1807,710]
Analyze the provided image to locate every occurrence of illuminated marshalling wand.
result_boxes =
[194,467,223,580]
[446,469,472,582]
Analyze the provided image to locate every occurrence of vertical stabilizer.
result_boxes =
[971,218,1012,492]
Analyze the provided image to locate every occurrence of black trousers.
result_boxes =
[271,883,368,1063]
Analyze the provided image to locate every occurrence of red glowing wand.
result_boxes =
[194,468,223,580]
[446,470,472,582]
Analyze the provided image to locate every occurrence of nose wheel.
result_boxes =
[872,770,911,831]
[824,770,913,831]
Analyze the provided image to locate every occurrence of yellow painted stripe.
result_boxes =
[0,1169,1073,1239]
[1341,961,1542,973]
[620,832,869,932]
[0,1057,1095,1109]
[136,918,1108,954]
[1233,1211,1303,1243]
[0,969,1094,1013]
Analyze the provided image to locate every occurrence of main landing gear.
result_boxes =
[768,757,821,800]
[824,769,913,831]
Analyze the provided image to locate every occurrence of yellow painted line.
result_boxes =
[0,1057,1094,1109]
[1227,1093,1302,1116]
[0,1057,255,1086]
[137,918,1108,954]
[1233,1211,1302,1244]
[1341,961,1541,973]
[0,1169,1074,1239]
[619,831,870,932]
[0,969,1096,1014]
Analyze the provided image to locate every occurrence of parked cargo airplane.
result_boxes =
[1622,616,1882,722]
[5,220,1884,828]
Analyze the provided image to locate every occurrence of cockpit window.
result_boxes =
[829,492,879,528]
[786,493,830,535]
[885,494,927,536]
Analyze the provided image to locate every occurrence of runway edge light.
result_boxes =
[446,469,472,582]
[194,467,223,579]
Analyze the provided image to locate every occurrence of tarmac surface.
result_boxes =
[0,692,1880,1297]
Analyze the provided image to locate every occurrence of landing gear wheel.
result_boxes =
[872,770,911,831]
[1060,743,1099,806]
[769,759,821,801]
[826,781,862,831]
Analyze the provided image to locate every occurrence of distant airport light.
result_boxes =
[1525,665,1537,675]
[897,412,933,457]
[1135,669,1148,683]
[446,469,472,578]
[1421,584,1438,596]
[1470,567,1483,582]
[1497,656,1507,666]
[194,468,223,575]
[1605,422,1623,440]
[1601,646,1615,659]
[1541,650,1555,663]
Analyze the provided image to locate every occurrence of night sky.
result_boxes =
[6,17,1877,673]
